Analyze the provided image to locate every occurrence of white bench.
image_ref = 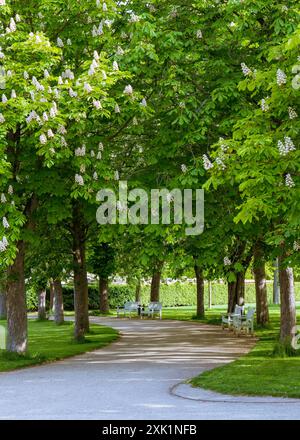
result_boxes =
[232,308,256,336]
[141,302,162,319]
[117,301,140,318]
[222,305,244,330]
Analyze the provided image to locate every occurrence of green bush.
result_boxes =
[26,284,135,311]
[26,281,300,311]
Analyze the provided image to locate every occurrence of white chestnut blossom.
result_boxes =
[98,142,104,151]
[196,29,203,39]
[93,172,98,180]
[288,107,298,119]
[2,94,7,103]
[203,154,213,170]
[113,61,119,71]
[40,134,47,144]
[293,241,300,251]
[1,193,6,203]
[241,63,251,76]
[94,50,100,60]
[10,18,16,32]
[58,125,67,135]
[91,150,95,158]
[0,113,5,123]
[140,98,147,107]
[75,174,84,186]
[67,38,72,46]
[129,13,140,23]
[103,2,107,12]
[0,1,6,6]
[181,164,187,173]
[285,173,295,188]
[47,129,54,138]
[75,145,86,157]
[2,216,9,228]
[114,171,119,180]
[0,238,8,252]
[277,69,287,86]
[224,256,231,266]
[124,84,133,95]
[97,151,102,160]
[278,136,296,156]
[69,88,77,98]
[61,136,67,147]
[43,112,49,122]
[116,46,124,56]
[93,99,102,109]
[57,37,64,47]
[115,104,120,113]
[216,157,226,170]
[8,185,13,195]
[261,98,269,112]
[84,82,92,93]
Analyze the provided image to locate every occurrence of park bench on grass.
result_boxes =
[117,301,140,318]
[232,307,256,337]
[221,305,244,330]
[140,302,162,320]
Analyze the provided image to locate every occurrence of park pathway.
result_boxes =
[0,317,300,420]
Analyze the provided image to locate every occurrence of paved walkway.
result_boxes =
[0,317,299,420]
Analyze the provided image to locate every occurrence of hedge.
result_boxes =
[26,281,300,311]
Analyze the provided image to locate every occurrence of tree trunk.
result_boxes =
[72,202,89,340]
[227,272,245,313]
[253,245,269,326]
[0,292,7,320]
[53,279,64,325]
[49,281,55,313]
[278,256,296,343]
[208,281,212,309]
[273,258,280,305]
[135,279,141,303]
[6,241,28,353]
[194,265,205,317]
[150,270,161,302]
[99,278,109,314]
[37,288,47,320]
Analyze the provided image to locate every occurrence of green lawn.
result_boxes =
[161,304,300,398]
[0,320,118,372]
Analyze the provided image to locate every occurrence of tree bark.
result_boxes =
[99,278,109,314]
[135,279,141,303]
[273,258,280,305]
[37,288,47,320]
[6,240,28,353]
[72,202,89,340]
[253,245,269,326]
[0,292,7,320]
[227,272,245,313]
[194,265,205,318]
[49,281,55,313]
[53,279,64,325]
[150,270,161,302]
[278,256,296,343]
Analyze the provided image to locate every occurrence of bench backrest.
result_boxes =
[124,301,140,311]
[234,305,244,316]
[246,307,256,320]
[148,302,162,311]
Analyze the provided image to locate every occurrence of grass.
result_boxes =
[165,304,300,398]
[0,319,118,372]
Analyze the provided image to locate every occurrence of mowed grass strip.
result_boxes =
[0,319,118,372]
